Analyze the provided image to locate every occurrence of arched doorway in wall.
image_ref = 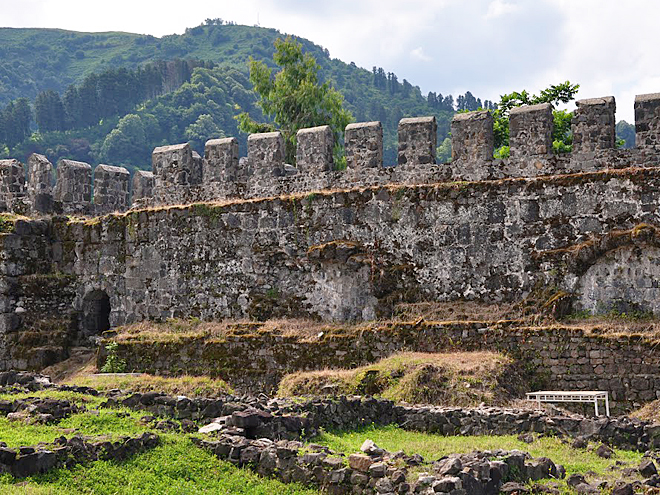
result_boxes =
[79,289,111,344]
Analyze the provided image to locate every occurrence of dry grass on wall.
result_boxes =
[277,351,531,407]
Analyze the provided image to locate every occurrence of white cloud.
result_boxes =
[485,0,519,19]
[410,47,432,62]
[4,0,660,124]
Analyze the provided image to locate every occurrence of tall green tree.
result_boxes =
[236,36,353,165]
[100,114,148,165]
[35,90,65,132]
[0,98,32,150]
[616,120,635,149]
[185,114,224,152]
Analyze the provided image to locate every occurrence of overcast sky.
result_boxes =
[2,0,660,122]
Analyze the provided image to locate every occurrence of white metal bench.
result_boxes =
[526,391,610,417]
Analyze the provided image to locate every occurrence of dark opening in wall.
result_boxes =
[80,290,110,343]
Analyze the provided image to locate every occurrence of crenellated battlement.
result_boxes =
[2,92,660,216]
[147,92,660,207]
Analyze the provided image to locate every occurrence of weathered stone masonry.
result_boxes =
[3,167,660,375]
[3,92,660,217]
[3,92,660,407]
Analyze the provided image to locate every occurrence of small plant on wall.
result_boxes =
[101,341,127,373]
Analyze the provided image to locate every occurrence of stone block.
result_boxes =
[27,154,53,214]
[152,143,198,186]
[345,121,383,169]
[398,116,437,166]
[132,170,154,203]
[152,143,201,205]
[348,453,373,473]
[0,159,26,213]
[451,110,494,162]
[247,132,285,176]
[509,103,553,158]
[94,164,130,214]
[572,97,616,152]
[635,93,660,148]
[204,137,239,182]
[53,159,92,215]
[296,125,334,174]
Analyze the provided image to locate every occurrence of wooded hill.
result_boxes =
[1,20,633,171]
[0,20,499,170]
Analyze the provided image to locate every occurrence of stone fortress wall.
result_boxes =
[2,93,660,216]
[1,92,660,407]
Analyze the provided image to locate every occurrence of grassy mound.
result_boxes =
[277,351,530,406]
[0,388,316,494]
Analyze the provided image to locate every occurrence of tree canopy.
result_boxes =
[236,36,353,164]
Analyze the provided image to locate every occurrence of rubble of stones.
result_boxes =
[0,371,54,392]
[3,373,660,492]
[0,432,159,478]
[0,396,83,424]
[92,388,660,452]
[195,435,564,495]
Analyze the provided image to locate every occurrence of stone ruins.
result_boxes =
[1,91,660,403]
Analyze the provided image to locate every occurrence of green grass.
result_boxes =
[0,389,104,405]
[65,372,234,397]
[0,388,320,494]
[315,424,643,482]
[0,436,321,494]
[0,407,147,448]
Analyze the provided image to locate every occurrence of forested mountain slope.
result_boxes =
[0,21,511,169]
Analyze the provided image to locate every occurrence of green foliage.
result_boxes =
[101,341,127,373]
[0,214,17,233]
[0,98,32,150]
[551,108,573,153]
[0,24,485,167]
[236,36,353,164]
[494,145,510,159]
[492,81,580,155]
[34,90,65,132]
[184,114,224,151]
[616,120,635,148]
[436,136,452,163]
[100,114,148,165]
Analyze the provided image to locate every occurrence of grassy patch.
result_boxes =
[0,402,148,448]
[630,399,660,421]
[0,386,318,493]
[315,424,643,485]
[0,436,320,495]
[0,213,29,233]
[0,390,103,406]
[64,373,234,397]
[278,351,529,406]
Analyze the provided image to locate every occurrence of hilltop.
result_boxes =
[0,22,473,167]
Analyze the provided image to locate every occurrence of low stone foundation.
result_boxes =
[0,433,160,478]
[107,321,660,412]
